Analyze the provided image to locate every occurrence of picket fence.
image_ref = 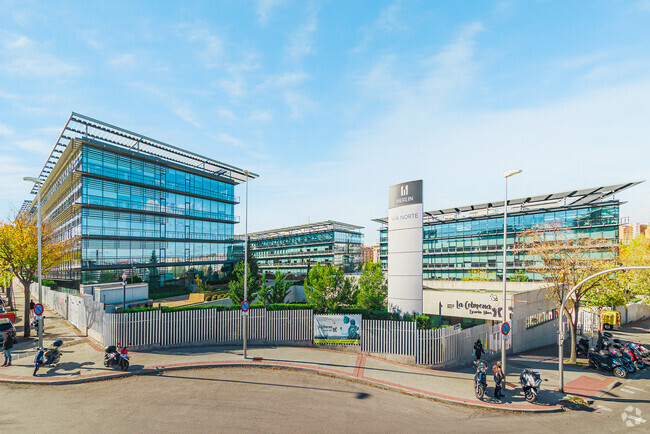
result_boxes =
[361,320,509,367]
[104,308,314,347]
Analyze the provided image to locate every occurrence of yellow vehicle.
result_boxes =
[602,310,621,330]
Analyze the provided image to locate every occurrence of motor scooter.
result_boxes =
[33,339,63,376]
[473,360,488,399]
[104,343,130,371]
[576,337,590,357]
[519,369,544,403]
[587,349,627,378]
[615,343,646,370]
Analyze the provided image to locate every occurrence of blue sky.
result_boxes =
[1,0,649,243]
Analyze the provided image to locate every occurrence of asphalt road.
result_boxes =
[1,366,648,433]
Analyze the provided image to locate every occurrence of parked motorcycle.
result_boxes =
[519,369,544,403]
[615,343,645,370]
[587,350,627,378]
[33,339,63,376]
[576,337,590,357]
[104,343,130,371]
[473,360,488,399]
[607,344,636,374]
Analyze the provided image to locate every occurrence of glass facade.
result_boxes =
[38,138,245,287]
[379,203,620,281]
[248,221,364,275]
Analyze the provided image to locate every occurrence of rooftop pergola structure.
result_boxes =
[373,181,644,226]
[30,112,258,195]
[244,220,364,241]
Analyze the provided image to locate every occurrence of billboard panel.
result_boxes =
[314,314,361,345]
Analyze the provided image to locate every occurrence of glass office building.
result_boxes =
[374,182,641,281]
[25,113,257,287]
[247,221,364,275]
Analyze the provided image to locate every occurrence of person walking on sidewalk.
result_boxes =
[2,332,13,367]
[29,299,35,318]
[473,339,484,360]
[492,361,504,398]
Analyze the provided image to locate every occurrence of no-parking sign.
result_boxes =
[34,303,44,316]
[501,321,511,336]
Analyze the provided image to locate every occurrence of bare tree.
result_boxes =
[516,223,618,363]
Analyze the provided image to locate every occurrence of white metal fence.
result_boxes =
[104,308,314,347]
[360,319,509,368]
[416,323,507,366]
[362,320,417,356]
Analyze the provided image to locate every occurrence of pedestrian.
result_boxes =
[473,339,484,360]
[492,361,504,398]
[30,299,35,318]
[2,332,13,367]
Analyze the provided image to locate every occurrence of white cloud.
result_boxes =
[0,124,12,135]
[285,11,318,61]
[216,133,245,148]
[14,138,51,155]
[284,90,314,120]
[109,53,138,70]
[259,72,308,89]
[216,107,237,120]
[132,82,202,128]
[0,32,80,78]
[255,0,285,24]
[176,24,224,69]
[249,110,272,122]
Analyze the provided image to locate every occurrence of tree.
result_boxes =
[0,216,70,338]
[516,224,618,363]
[258,269,293,306]
[227,262,259,306]
[620,235,650,300]
[356,260,387,310]
[304,263,358,312]
[0,265,15,310]
[584,277,629,341]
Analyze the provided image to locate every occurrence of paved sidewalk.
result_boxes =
[2,284,633,414]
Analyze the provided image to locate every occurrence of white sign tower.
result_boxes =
[387,180,423,314]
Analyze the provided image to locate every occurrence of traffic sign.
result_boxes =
[501,321,511,336]
[241,300,250,312]
[33,303,44,316]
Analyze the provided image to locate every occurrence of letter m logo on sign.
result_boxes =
[401,185,408,196]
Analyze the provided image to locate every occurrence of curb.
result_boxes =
[594,380,621,399]
[0,360,564,413]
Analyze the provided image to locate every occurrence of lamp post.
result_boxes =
[501,168,522,388]
[24,176,43,348]
[122,272,127,311]
[243,170,249,359]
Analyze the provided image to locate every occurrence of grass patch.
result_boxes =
[560,395,593,411]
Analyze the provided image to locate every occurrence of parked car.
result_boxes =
[0,305,17,323]
[0,318,17,344]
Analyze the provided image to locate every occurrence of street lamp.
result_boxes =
[501,168,522,388]
[122,272,127,311]
[24,176,43,348]
[243,169,249,359]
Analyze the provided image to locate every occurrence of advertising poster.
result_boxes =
[314,314,362,345]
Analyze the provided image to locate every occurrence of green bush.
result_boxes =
[334,308,400,321]
[416,315,431,330]
[42,280,58,289]
[266,303,314,311]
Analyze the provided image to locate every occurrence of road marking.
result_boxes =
[620,388,636,394]
[623,386,645,392]
[596,405,612,412]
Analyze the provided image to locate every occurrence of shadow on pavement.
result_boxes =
[150,371,376,399]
